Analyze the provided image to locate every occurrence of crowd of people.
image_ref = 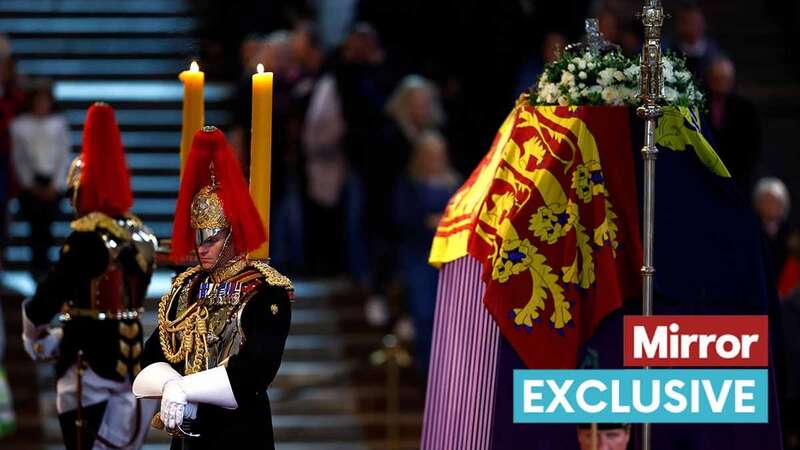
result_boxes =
[206,18,466,382]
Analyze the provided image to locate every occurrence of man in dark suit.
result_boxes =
[707,56,762,196]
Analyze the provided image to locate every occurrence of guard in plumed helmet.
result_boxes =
[134,126,293,450]
[20,102,158,450]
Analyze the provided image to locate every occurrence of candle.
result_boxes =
[249,63,273,260]
[178,61,204,178]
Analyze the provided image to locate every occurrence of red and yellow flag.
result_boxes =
[430,99,642,368]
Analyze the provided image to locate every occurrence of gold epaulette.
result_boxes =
[71,212,130,241]
[123,213,145,229]
[249,260,294,292]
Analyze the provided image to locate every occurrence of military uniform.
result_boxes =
[142,260,292,449]
[22,103,158,450]
[134,126,292,450]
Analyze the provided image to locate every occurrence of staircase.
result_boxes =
[1,0,232,268]
[0,2,424,449]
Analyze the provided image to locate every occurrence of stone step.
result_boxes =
[273,413,421,442]
[12,37,194,57]
[270,361,419,392]
[0,17,194,35]
[18,58,188,77]
[0,0,190,15]
[270,385,425,415]
[54,80,234,103]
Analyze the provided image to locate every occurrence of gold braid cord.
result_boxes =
[157,262,292,376]
[158,266,210,374]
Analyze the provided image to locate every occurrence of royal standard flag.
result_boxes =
[431,98,643,368]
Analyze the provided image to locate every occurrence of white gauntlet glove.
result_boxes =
[134,364,234,431]
[161,380,187,430]
[21,300,62,361]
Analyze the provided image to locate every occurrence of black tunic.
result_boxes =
[26,229,150,381]
[141,270,292,450]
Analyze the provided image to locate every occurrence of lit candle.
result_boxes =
[178,61,204,178]
[249,63,273,260]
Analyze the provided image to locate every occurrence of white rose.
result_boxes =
[662,58,674,74]
[539,83,558,103]
[578,71,587,80]
[662,59,675,83]
[577,59,587,70]
[624,65,639,80]
[557,95,570,106]
[663,86,678,103]
[567,63,576,72]
[613,70,626,82]
[619,87,638,103]
[560,71,576,86]
[597,68,615,87]
[601,86,621,105]
[568,85,580,97]
[587,61,596,69]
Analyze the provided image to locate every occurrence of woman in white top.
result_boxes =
[10,80,70,279]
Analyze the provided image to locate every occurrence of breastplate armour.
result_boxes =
[70,213,158,315]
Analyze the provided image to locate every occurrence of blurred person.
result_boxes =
[240,33,265,74]
[514,31,567,97]
[577,424,631,450]
[383,74,445,188]
[230,31,293,167]
[21,103,158,450]
[361,75,444,325]
[230,30,310,254]
[0,47,25,269]
[780,240,800,449]
[304,24,397,321]
[707,56,762,196]
[284,60,368,280]
[135,127,292,450]
[392,130,460,377]
[753,177,791,278]
[669,2,719,82]
[334,23,399,175]
[10,79,70,280]
[290,21,325,81]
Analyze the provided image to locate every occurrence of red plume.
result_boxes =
[77,103,133,216]
[170,127,266,261]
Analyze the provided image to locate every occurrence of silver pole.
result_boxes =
[637,1,666,450]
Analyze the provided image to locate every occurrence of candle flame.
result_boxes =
[190,61,199,72]
[257,63,264,74]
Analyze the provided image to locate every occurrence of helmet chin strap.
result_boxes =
[194,230,236,280]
